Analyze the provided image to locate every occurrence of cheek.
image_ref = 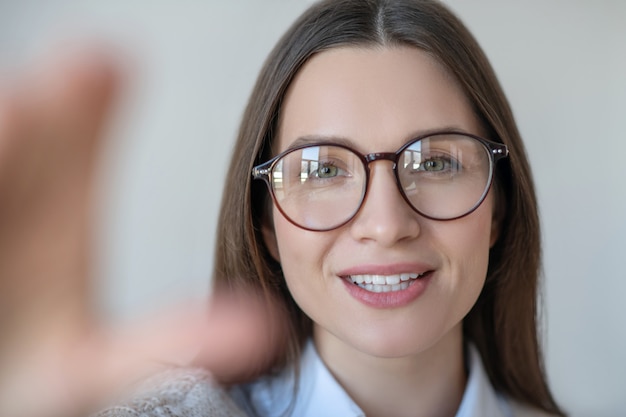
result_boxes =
[272,212,329,286]
[438,199,494,307]
[272,212,302,268]
[457,210,493,269]
[272,216,327,324]
[425,193,494,308]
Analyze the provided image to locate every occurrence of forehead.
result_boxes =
[276,46,481,153]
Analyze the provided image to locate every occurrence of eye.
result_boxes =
[315,163,340,178]
[402,154,459,177]
[422,158,447,172]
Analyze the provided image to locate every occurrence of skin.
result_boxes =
[263,46,499,417]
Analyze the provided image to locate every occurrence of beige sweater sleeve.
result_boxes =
[92,368,247,417]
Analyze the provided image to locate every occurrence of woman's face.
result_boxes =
[264,46,498,359]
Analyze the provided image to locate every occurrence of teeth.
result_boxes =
[362,282,411,292]
[349,273,425,292]
[402,273,419,281]
[373,275,386,285]
[385,275,400,285]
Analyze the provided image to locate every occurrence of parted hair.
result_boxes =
[213,0,565,415]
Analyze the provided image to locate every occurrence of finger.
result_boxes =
[0,47,119,352]
[191,287,289,384]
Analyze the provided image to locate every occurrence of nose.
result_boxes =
[349,161,421,247]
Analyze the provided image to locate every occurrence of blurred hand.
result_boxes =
[0,47,285,417]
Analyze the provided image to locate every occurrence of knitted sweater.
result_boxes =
[93,368,245,417]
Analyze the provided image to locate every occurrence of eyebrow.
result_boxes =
[284,126,472,152]
[287,135,354,149]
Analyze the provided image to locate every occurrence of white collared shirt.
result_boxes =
[230,341,514,417]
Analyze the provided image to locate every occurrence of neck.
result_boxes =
[313,325,467,417]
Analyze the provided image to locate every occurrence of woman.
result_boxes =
[0,0,565,416]
[207,0,564,416]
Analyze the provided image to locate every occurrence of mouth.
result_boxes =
[346,272,431,293]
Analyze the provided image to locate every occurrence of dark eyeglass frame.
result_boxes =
[252,131,509,232]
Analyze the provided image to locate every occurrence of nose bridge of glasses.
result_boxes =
[364,152,397,166]
[363,152,400,191]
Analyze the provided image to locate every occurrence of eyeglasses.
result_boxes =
[252,131,508,232]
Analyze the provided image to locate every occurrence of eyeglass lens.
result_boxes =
[267,133,494,231]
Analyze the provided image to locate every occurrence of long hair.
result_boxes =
[213,0,564,414]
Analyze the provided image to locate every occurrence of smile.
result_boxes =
[348,272,426,293]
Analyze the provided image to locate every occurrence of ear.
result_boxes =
[261,215,281,262]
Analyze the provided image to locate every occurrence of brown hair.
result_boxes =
[213,0,565,414]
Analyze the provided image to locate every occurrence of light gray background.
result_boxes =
[1,1,624,416]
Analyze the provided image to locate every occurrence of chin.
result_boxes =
[347,329,443,359]
[339,316,464,360]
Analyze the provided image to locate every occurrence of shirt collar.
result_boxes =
[456,345,512,417]
[235,340,511,417]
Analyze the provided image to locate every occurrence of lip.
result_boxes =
[338,263,434,309]
[338,263,434,277]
